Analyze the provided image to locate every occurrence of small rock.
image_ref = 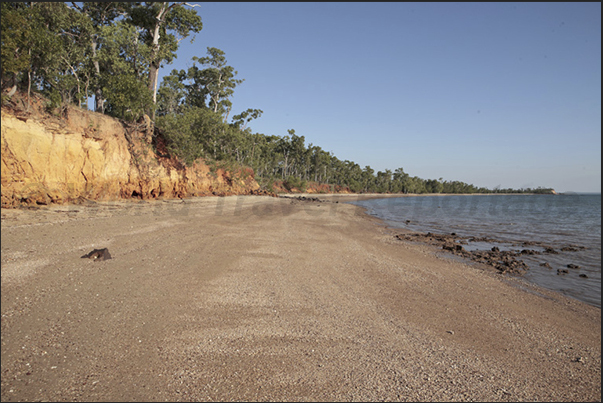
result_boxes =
[567,264,580,269]
[520,249,539,255]
[81,248,112,261]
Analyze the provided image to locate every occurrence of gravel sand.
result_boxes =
[1,195,600,401]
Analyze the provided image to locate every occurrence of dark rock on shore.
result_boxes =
[443,243,465,252]
[395,230,590,279]
[521,249,540,255]
[395,232,529,275]
[282,195,328,204]
[81,248,112,261]
[561,245,587,252]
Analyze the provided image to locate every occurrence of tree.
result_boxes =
[189,47,243,120]
[1,3,34,97]
[375,169,393,193]
[361,166,375,192]
[29,2,93,109]
[97,20,154,121]
[156,68,187,116]
[1,3,86,109]
[70,2,129,113]
[392,167,409,193]
[231,108,263,131]
[156,106,225,164]
[128,2,202,118]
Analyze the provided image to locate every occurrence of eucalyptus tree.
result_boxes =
[97,20,153,120]
[156,68,187,116]
[231,108,263,131]
[287,130,306,178]
[24,2,93,109]
[228,109,263,166]
[127,2,202,118]
[392,167,409,193]
[70,2,128,113]
[311,146,333,184]
[277,132,293,179]
[188,47,244,121]
[361,166,375,192]
[343,160,363,192]
[1,2,34,97]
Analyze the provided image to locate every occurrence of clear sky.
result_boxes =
[160,2,601,193]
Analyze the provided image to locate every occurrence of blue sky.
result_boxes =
[159,2,601,193]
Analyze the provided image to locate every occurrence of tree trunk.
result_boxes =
[27,70,31,112]
[92,38,104,113]
[7,72,17,97]
[148,60,160,119]
[147,2,169,120]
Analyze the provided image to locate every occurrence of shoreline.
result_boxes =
[0,189,562,211]
[282,191,559,202]
[1,195,600,401]
[333,193,601,309]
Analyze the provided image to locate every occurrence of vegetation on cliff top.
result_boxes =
[1,2,555,195]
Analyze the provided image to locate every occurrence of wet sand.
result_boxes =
[1,195,600,401]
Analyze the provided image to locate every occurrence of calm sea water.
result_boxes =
[350,194,601,308]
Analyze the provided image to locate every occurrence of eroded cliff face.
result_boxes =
[1,98,261,208]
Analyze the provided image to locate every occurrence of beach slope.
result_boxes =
[1,196,600,401]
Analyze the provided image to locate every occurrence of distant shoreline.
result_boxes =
[285,192,560,203]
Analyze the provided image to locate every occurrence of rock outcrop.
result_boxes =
[1,95,261,208]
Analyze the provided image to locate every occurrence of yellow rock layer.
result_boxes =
[1,106,260,207]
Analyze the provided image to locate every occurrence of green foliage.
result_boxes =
[156,69,187,116]
[190,47,243,117]
[283,176,307,192]
[26,3,92,108]
[98,21,154,121]
[74,2,131,113]
[231,108,263,130]
[1,3,33,92]
[156,106,225,165]
[127,2,202,113]
[264,178,275,194]
[103,73,153,121]
[0,3,552,195]
[1,2,82,108]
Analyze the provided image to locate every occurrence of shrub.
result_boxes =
[283,176,306,192]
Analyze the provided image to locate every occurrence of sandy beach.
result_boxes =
[1,195,600,401]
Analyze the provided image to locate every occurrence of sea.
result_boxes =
[350,193,601,308]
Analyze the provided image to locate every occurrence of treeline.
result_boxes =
[1,2,201,120]
[1,2,554,195]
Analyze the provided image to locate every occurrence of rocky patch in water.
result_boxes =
[280,195,339,204]
[395,232,587,276]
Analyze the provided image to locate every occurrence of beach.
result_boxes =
[1,195,600,401]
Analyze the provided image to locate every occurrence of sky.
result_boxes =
[158,2,601,193]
